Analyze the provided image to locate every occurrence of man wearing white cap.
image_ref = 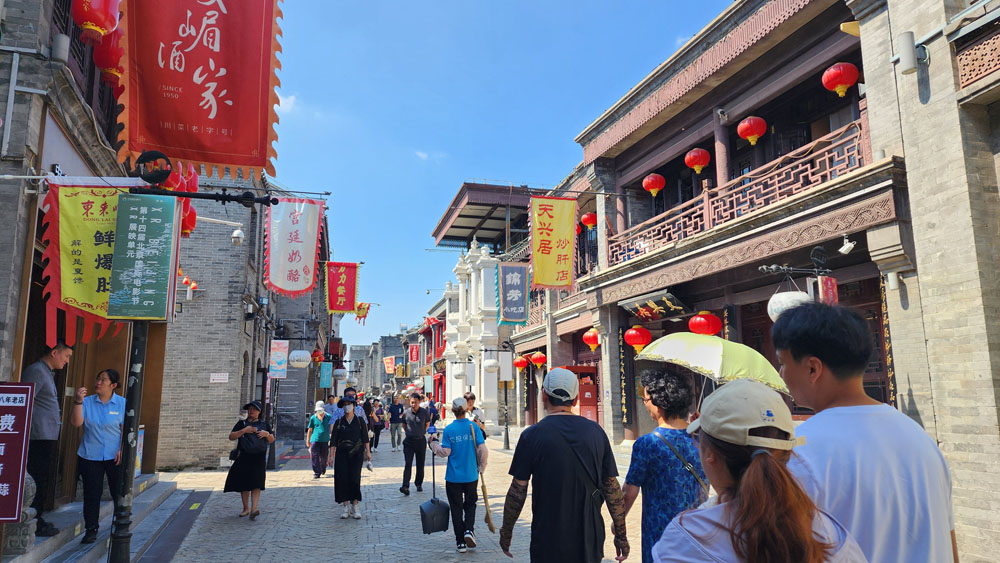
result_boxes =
[499,367,629,562]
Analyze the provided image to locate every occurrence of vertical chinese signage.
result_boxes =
[530,197,576,289]
[408,345,420,363]
[818,276,839,304]
[107,194,182,320]
[122,0,282,175]
[0,383,33,522]
[265,198,325,298]
[320,362,333,388]
[383,356,396,375]
[497,263,529,325]
[325,262,359,314]
[268,339,288,379]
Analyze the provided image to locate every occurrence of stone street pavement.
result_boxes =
[161,433,644,562]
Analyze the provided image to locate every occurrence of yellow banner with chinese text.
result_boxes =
[58,187,120,317]
[530,196,577,289]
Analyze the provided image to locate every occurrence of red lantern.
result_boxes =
[190,281,198,290]
[689,311,723,335]
[182,275,191,286]
[737,116,767,146]
[576,223,582,236]
[163,163,186,192]
[513,356,529,372]
[624,325,652,354]
[181,207,197,238]
[684,148,711,175]
[311,348,324,364]
[642,173,666,198]
[71,0,121,44]
[530,351,547,367]
[822,62,859,98]
[92,26,124,85]
[581,212,598,230]
[582,328,601,352]
[181,162,199,216]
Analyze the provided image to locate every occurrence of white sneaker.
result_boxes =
[341,506,351,519]
[351,505,362,519]
[464,530,477,548]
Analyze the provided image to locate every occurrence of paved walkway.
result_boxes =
[161,433,644,562]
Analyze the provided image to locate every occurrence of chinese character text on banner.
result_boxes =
[269,339,288,379]
[325,262,359,314]
[383,356,396,375]
[530,196,577,289]
[121,0,282,176]
[497,263,529,325]
[0,383,33,522]
[408,345,420,363]
[265,198,325,298]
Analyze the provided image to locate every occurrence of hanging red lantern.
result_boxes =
[624,325,652,354]
[181,162,199,216]
[181,207,197,238]
[71,0,121,44]
[642,173,666,198]
[182,275,191,286]
[576,223,582,236]
[737,116,767,146]
[513,356,529,372]
[92,26,124,85]
[688,311,723,335]
[311,348,324,364]
[822,62,859,98]
[582,328,601,352]
[163,163,186,192]
[190,281,198,290]
[530,351,547,367]
[684,148,711,175]
[580,212,598,230]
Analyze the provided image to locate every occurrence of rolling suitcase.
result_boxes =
[419,425,450,534]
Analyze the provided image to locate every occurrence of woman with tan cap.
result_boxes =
[652,379,866,562]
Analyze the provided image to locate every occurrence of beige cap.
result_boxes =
[542,368,579,401]
[687,379,802,451]
[314,400,325,412]
[452,397,468,411]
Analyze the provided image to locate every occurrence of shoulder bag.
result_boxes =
[653,430,710,499]
[239,420,270,455]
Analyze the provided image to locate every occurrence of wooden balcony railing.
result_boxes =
[526,289,546,328]
[608,119,871,266]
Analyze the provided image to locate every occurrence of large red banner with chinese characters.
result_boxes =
[408,345,419,363]
[122,0,281,176]
[265,198,325,298]
[0,383,33,523]
[326,262,359,314]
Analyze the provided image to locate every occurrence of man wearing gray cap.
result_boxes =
[499,367,629,562]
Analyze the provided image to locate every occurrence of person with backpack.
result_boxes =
[429,397,489,553]
[224,401,275,520]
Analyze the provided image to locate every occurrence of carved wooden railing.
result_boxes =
[608,119,869,266]
[526,289,546,328]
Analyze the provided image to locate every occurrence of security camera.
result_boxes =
[838,234,856,255]
[231,228,245,246]
[715,108,729,122]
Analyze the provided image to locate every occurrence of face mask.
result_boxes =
[239,410,248,421]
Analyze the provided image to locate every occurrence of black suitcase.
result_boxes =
[420,429,450,534]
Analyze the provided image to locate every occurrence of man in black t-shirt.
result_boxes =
[500,368,629,562]
[388,396,405,452]
[399,393,430,495]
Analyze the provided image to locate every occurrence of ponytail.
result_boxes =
[702,429,832,563]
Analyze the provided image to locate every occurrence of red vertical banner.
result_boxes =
[408,345,419,363]
[818,276,839,304]
[0,383,34,523]
[122,0,282,175]
[326,262,359,314]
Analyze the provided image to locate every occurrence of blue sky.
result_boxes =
[271,1,731,351]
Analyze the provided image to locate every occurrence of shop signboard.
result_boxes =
[0,383,33,522]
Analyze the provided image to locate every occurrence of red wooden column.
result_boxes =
[713,108,731,186]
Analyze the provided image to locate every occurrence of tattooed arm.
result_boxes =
[602,477,630,561]
[499,478,529,558]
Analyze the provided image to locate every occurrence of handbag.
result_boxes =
[653,430,710,499]
[238,420,270,455]
[228,447,241,461]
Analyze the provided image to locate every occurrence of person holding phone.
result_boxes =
[224,401,275,519]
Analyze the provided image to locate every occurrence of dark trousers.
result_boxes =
[27,440,57,520]
[370,427,382,450]
[310,442,329,476]
[401,437,425,488]
[78,457,121,532]
[445,480,478,544]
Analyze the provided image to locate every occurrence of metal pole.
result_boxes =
[503,383,510,450]
[108,320,148,563]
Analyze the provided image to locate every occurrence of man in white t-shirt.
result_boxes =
[772,302,956,563]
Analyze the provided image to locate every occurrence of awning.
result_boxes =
[431,182,534,248]
[618,290,690,321]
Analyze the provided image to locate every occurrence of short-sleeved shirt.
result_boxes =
[77,393,125,461]
[21,361,61,440]
[388,404,404,423]
[331,403,367,424]
[625,428,706,563]
[440,418,484,483]
[509,414,618,563]
[307,413,331,443]
[787,404,953,563]
[402,407,430,439]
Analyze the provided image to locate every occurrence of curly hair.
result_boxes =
[639,366,693,419]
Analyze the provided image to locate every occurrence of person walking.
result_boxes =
[622,367,706,563]
[330,395,370,519]
[224,401,275,519]
[306,401,331,479]
[70,368,124,544]
[370,399,385,453]
[324,394,337,417]
[464,392,487,435]
[653,379,865,562]
[21,341,73,537]
[499,368,629,562]
[773,303,955,563]
[331,387,368,424]
[388,395,404,452]
[430,397,489,553]
[399,393,430,496]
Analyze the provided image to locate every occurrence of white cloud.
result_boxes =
[415,151,429,160]
[276,93,297,114]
